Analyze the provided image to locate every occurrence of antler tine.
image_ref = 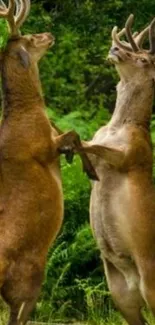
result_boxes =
[15,0,21,16]
[134,26,149,48]
[0,0,6,8]
[149,17,155,54]
[0,0,14,17]
[133,31,139,37]
[15,0,30,29]
[112,27,125,47]
[125,14,139,52]
[0,0,20,36]
[112,26,132,52]
[117,28,126,38]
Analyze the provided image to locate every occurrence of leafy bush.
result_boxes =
[35,223,105,322]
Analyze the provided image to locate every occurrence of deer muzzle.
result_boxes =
[107,47,120,63]
[34,33,55,48]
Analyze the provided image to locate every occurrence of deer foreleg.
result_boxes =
[54,131,99,180]
[81,141,126,169]
[104,259,146,325]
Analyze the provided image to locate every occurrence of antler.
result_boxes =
[112,26,132,52]
[125,14,139,52]
[0,0,30,37]
[15,0,30,31]
[111,14,152,53]
[149,18,155,54]
[135,26,149,48]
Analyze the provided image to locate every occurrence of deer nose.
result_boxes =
[110,46,119,54]
[45,32,54,39]
[45,33,55,43]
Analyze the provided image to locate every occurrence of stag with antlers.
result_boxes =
[81,15,155,325]
[0,1,97,324]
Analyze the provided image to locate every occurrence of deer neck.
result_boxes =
[110,78,154,129]
[1,61,45,119]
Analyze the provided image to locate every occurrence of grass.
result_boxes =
[0,298,8,325]
[1,299,155,325]
[0,305,123,325]
[0,298,122,325]
[0,300,155,325]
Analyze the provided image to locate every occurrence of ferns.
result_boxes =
[34,224,106,322]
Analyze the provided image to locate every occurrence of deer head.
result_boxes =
[0,0,54,69]
[108,15,155,82]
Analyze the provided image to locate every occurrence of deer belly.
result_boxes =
[35,169,64,246]
[1,162,64,252]
[90,177,132,267]
[31,164,64,246]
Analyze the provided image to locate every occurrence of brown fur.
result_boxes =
[0,32,66,325]
[0,16,98,325]
[0,1,98,324]
[81,18,155,325]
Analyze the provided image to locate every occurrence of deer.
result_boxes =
[0,0,98,324]
[79,15,155,325]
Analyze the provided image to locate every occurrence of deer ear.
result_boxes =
[17,46,30,69]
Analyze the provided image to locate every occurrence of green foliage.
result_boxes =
[0,298,8,325]
[47,108,110,139]
[41,24,113,117]
[35,223,104,322]
[60,156,91,241]
[0,20,8,50]
[76,278,113,323]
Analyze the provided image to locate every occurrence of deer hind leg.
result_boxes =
[104,259,147,325]
[139,260,155,317]
[5,300,39,325]
[10,298,42,325]
[2,284,42,325]
[1,262,44,325]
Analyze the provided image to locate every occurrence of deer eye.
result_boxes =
[29,36,35,43]
[140,58,147,63]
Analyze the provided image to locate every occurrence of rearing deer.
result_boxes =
[0,1,97,324]
[81,15,155,325]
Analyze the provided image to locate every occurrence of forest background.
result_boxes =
[1,0,155,324]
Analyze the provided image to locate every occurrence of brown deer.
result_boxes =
[80,15,155,325]
[0,0,97,324]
